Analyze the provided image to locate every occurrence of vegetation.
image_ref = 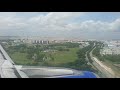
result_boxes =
[102,55,120,63]
[49,42,80,48]
[92,42,105,61]
[4,43,79,66]
[3,41,96,72]
[62,59,93,71]
[43,48,79,66]
[59,42,96,72]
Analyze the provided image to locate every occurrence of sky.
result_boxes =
[0,12,120,39]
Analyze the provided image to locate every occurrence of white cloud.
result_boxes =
[0,12,120,38]
[27,12,84,31]
[64,19,120,32]
[0,13,28,30]
[27,12,120,33]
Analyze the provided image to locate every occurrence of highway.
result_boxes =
[89,44,116,78]
[85,43,97,70]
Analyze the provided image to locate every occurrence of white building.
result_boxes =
[79,42,89,48]
[101,40,120,55]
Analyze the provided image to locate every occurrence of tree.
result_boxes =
[36,53,45,62]
[32,53,37,61]
[49,54,54,61]
[57,47,64,51]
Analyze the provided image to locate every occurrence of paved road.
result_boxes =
[89,44,116,78]
[85,43,97,69]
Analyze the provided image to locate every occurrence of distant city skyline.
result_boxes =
[0,12,120,39]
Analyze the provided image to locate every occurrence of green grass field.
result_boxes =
[9,47,79,66]
[10,52,34,65]
[46,48,79,65]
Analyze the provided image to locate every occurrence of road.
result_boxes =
[85,43,97,69]
[89,44,116,78]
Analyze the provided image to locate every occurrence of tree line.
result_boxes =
[59,42,96,72]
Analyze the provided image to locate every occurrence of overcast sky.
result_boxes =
[0,12,120,39]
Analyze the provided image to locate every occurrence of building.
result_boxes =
[79,41,89,48]
[32,40,49,44]
[101,40,120,55]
